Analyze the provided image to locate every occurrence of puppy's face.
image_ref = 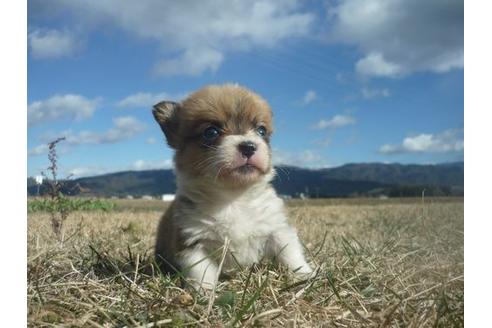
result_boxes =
[153,84,273,187]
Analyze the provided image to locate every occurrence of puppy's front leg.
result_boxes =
[269,226,313,276]
[178,246,219,291]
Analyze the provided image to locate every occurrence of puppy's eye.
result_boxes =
[256,126,267,137]
[202,126,220,140]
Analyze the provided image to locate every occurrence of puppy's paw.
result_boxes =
[186,279,216,295]
[293,264,316,279]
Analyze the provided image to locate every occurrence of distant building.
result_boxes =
[141,195,153,200]
[35,175,44,185]
[161,194,175,202]
[34,175,44,196]
[126,195,134,199]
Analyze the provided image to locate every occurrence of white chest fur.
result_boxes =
[212,195,284,265]
[180,187,287,267]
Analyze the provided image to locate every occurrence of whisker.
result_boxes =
[194,157,226,172]
[215,165,226,183]
[201,143,219,150]
[194,156,218,170]
[276,166,290,182]
[214,160,232,183]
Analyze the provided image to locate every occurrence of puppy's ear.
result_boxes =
[152,101,180,149]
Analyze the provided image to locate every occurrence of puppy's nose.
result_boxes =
[238,141,257,159]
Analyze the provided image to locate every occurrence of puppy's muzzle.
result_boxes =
[238,141,257,159]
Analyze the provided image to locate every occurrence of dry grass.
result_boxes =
[27,198,463,327]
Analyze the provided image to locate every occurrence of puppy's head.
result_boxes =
[153,84,273,188]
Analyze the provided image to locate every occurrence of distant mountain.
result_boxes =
[27,162,464,198]
[273,166,387,197]
[319,162,464,186]
[76,170,176,197]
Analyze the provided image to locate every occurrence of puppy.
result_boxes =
[152,84,312,290]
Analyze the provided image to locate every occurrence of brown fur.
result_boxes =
[152,84,278,276]
[153,84,273,178]
[154,197,197,273]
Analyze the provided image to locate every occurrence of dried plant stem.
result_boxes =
[207,237,231,316]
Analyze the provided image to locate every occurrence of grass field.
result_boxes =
[27,198,464,327]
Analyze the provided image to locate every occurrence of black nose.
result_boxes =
[238,141,257,158]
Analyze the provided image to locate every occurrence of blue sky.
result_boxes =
[27,0,464,178]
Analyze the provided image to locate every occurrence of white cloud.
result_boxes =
[67,159,173,178]
[28,141,70,157]
[29,116,145,158]
[68,166,110,178]
[64,116,145,145]
[132,159,173,171]
[36,116,145,148]
[313,137,332,147]
[379,129,464,154]
[328,0,463,77]
[273,149,331,168]
[146,137,157,144]
[355,52,401,77]
[116,91,187,108]
[154,47,224,77]
[335,72,349,84]
[302,90,317,105]
[28,94,99,126]
[361,86,390,99]
[30,0,314,76]
[312,115,356,129]
[27,144,49,156]
[28,28,81,59]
